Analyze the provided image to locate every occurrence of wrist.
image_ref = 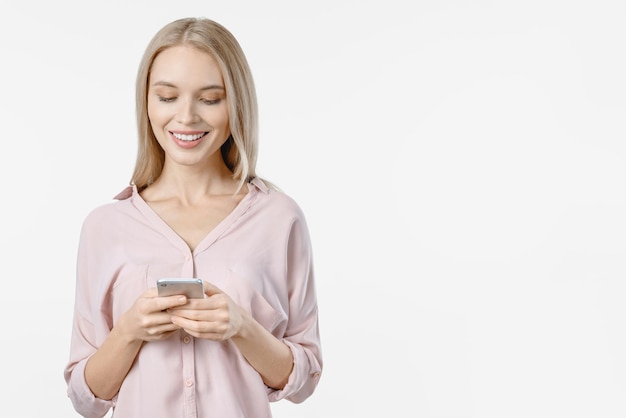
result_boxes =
[112,317,143,346]
[232,310,254,341]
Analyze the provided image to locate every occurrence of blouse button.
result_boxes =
[183,336,191,344]
[185,380,193,387]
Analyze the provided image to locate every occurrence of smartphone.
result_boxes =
[157,278,205,299]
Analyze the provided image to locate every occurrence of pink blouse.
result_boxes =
[64,178,322,418]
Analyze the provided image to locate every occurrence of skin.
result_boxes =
[84,45,294,401]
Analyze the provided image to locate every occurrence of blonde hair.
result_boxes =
[131,17,260,192]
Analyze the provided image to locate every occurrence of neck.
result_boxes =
[148,161,243,205]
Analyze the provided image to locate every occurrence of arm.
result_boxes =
[84,289,189,399]
[84,326,143,400]
[230,310,294,389]
[270,216,323,402]
[171,282,294,389]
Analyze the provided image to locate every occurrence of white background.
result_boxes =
[1,1,625,417]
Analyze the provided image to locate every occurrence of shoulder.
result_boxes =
[80,186,136,232]
[252,178,306,221]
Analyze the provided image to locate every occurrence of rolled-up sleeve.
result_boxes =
[64,217,115,418]
[268,215,323,403]
[64,353,114,418]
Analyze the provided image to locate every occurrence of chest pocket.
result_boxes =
[109,263,189,324]
[220,269,287,336]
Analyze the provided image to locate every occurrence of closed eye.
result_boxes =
[202,98,222,105]
[158,96,176,103]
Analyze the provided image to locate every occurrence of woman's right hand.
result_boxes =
[117,287,190,343]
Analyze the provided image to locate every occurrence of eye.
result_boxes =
[158,96,176,103]
[202,98,222,105]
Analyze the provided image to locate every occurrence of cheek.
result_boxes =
[148,110,175,148]
[147,103,167,145]
[147,100,162,125]
[213,106,230,131]
[219,114,230,132]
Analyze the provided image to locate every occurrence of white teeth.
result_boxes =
[172,132,205,141]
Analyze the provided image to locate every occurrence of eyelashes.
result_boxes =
[157,96,222,105]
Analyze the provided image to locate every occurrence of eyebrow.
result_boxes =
[151,81,225,91]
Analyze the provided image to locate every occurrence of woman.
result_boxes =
[64,17,322,418]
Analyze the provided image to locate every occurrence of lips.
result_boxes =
[169,131,209,149]
[171,132,208,142]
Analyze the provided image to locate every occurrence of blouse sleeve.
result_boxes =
[63,215,115,418]
[267,213,323,403]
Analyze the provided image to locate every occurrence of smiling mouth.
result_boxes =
[171,132,208,142]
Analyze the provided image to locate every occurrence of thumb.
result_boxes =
[203,281,223,297]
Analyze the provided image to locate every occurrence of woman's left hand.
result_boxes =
[168,281,246,341]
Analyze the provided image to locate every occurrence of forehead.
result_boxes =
[149,45,224,86]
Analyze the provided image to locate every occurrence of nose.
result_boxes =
[176,98,199,125]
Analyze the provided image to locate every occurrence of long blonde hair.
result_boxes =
[131,17,259,192]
